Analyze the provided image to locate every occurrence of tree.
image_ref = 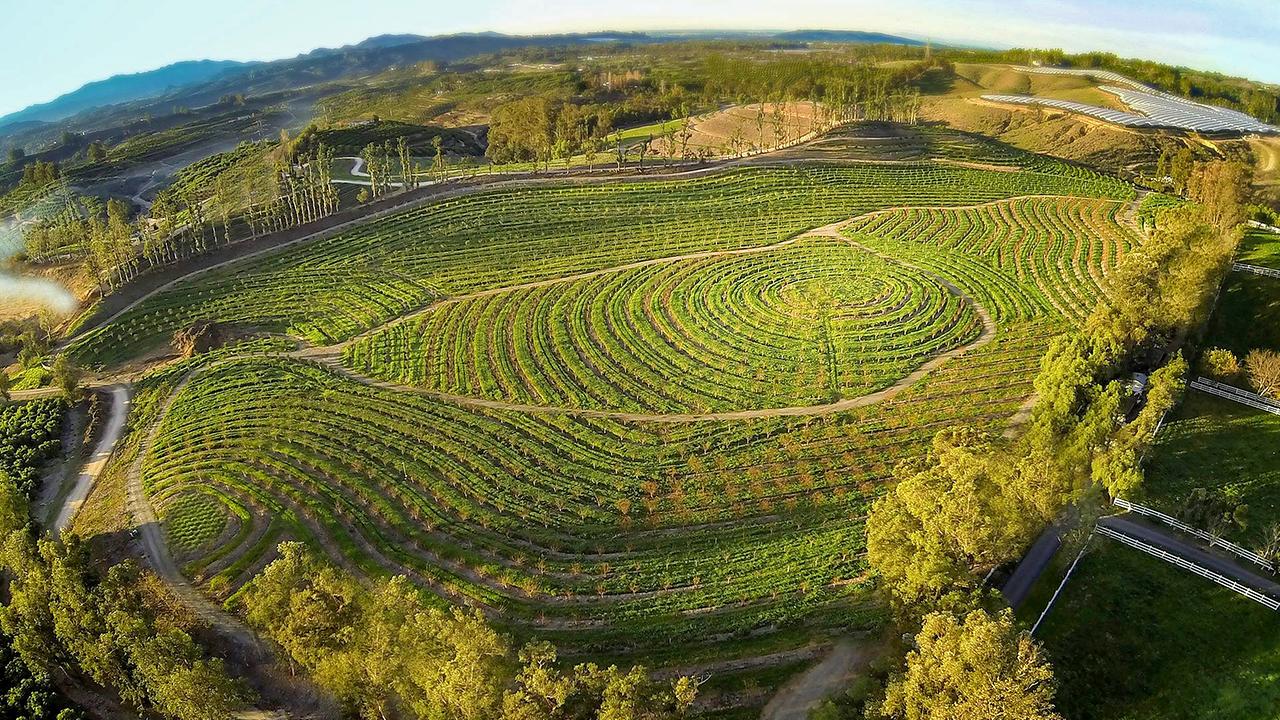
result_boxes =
[1199,347,1240,382]
[1168,146,1194,193]
[1091,354,1187,499]
[503,642,696,720]
[242,544,696,720]
[50,356,80,403]
[0,487,247,720]
[1245,349,1280,398]
[6,146,24,164]
[487,98,554,167]
[431,136,444,182]
[399,137,416,189]
[875,610,1061,720]
[0,370,10,403]
[865,428,1038,614]
[1257,523,1280,571]
[1186,161,1250,232]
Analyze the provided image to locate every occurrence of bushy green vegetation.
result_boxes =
[241,543,698,720]
[0,473,248,720]
[0,630,85,720]
[0,399,65,497]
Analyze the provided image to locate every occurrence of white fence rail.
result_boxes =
[1248,220,1280,235]
[1190,378,1280,415]
[1233,262,1280,279]
[1096,525,1280,610]
[1113,497,1276,573]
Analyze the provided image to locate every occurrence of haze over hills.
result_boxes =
[0,60,252,128]
[0,29,926,133]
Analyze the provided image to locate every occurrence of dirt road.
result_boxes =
[52,385,131,533]
[760,638,881,720]
[123,370,263,655]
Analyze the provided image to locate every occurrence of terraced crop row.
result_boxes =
[138,313,1052,647]
[345,237,982,413]
[846,196,1140,324]
[95,138,1141,665]
[69,161,1129,368]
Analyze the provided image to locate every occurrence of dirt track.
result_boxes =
[52,385,130,533]
[760,637,883,720]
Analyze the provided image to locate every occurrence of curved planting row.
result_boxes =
[69,162,1129,369]
[345,237,981,413]
[138,315,1048,644]
[845,196,1140,325]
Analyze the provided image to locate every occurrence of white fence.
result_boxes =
[1190,377,1280,415]
[1113,497,1276,573]
[1096,524,1280,610]
[1233,262,1280,279]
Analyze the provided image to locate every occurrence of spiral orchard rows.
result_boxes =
[332,194,1136,421]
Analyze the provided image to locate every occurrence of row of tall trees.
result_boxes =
[358,137,421,198]
[241,543,699,720]
[21,140,341,293]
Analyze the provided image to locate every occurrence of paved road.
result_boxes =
[1099,514,1280,598]
[52,385,131,534]
[1001,518,1071,610]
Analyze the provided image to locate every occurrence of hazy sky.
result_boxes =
[2,0,1277,117]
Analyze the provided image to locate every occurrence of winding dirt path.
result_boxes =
[760,637,884,720]
[123,369,264,655]
[52,385,131,534]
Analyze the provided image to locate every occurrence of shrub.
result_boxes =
[1198,347,1240,382]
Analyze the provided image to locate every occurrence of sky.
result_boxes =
[2,0,1278,117]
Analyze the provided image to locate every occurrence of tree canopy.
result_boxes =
[876,609,1061,720]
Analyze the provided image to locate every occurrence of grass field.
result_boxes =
[1037,544,1280,720]
[1142,392,1280,546]
[1202,227,1280,358]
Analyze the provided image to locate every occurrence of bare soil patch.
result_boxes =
[650,102,823,157]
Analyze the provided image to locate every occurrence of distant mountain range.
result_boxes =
[0,29,925,133]
[1,60,253,128]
